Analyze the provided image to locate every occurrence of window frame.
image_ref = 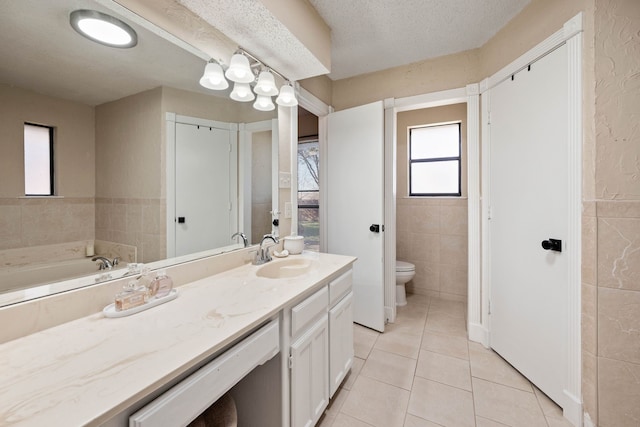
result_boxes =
[408,122,461,197]
[24,122,55,196]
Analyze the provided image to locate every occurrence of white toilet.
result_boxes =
[395,260,415,306]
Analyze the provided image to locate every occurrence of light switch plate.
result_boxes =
[284,202,292,218]
[279,172,291,188]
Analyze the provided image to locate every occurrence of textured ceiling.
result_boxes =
[308,0,531,80]
[177,0,330,81]
[0,0,215,106]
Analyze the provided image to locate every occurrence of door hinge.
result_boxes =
[488,206,492,220]
[488,111,492,125]
[228,201,232,211]
[488,300,492,315]
[228,144,232,153]
[288,355,293,369]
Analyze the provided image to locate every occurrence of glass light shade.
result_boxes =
[253,95,275,111]
[224,53,254,83]
[254,71,279,96]
[199,62,229,90]
[70,10,137,48]
[276,84,298,107]
[230,82,255,102]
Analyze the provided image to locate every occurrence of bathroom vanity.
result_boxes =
[0,252,356,427]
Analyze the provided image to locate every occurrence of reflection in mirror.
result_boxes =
[0,0,278,303]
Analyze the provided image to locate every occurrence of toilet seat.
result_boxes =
[396,261,415,272]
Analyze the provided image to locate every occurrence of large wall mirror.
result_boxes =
[0,0,280,305]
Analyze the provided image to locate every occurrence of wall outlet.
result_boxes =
[284,202,292,219]
[279,172,291,188]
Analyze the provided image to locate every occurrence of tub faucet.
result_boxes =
[92,256,119,270]
[231,231,248,247]
[254,234,279,265]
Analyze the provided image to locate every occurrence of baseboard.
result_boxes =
[563,389,583,427]
[385,306,396,324]
[468,322,489,347]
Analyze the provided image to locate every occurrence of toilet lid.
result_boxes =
[396,261,415,272]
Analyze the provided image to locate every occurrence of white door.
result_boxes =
[327,101,385,332]
[175,123,235,256]
[489,44,569,407]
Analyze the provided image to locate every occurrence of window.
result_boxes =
[297,138,319,251]
[24,123,54,196]
[409,123,461,196]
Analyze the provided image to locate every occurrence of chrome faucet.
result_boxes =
[231,231,249,247]
[92,256,119,270]
[253,234,279,265]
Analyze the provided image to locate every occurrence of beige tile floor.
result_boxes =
[318,294,574,427]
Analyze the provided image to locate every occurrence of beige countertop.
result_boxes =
[0,252,356,426]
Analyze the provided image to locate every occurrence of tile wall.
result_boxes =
[95,197,165,263]
[0,197,94,251]
[397,198,468,301]
[587,1,640,425]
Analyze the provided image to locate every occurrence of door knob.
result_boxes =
[541,238,561,252]
[369,224,380,233]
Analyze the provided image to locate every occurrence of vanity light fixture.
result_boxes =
[199,60,229,90]
[199,48,297,109]
[276,83,298,107]
[230,82,255,102]
[225,52,254,83]
[70,10,137,48]
[254,95,276,111]
[254,70,279,97]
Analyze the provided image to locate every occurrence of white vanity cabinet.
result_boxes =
[328,270,354,397]
[287,267,354,427]
[289,286,330,427]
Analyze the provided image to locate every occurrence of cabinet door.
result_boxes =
[290,316,329,427]
[329,292,354,397]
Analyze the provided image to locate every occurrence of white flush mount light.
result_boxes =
[199,61,229,90]
[230,82,255,102]
[276,83,298,107]
[70,10,137,48]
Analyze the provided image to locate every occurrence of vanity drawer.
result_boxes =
[129,319,279,427]
[291,286,328,338]
[329,269,352,307]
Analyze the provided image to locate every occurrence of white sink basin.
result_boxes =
[256,258,314,279]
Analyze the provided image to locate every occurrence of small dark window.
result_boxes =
[24,123,54,196]
[409,123,461,196]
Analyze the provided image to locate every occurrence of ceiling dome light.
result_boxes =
[254,70,279,96]
[70,10,137,48]
[276,83,298,107]
[199,61,229,90]
[253,95,275,111]
[225,53,254,83]
[230,82,255,102]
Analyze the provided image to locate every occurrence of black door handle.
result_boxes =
[541,238,562,252]
[177,217,186,224]
[369,224,380,233]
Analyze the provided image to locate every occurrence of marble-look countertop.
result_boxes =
[0,252,356,426]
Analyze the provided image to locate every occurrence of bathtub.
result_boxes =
[0,258,109,294]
